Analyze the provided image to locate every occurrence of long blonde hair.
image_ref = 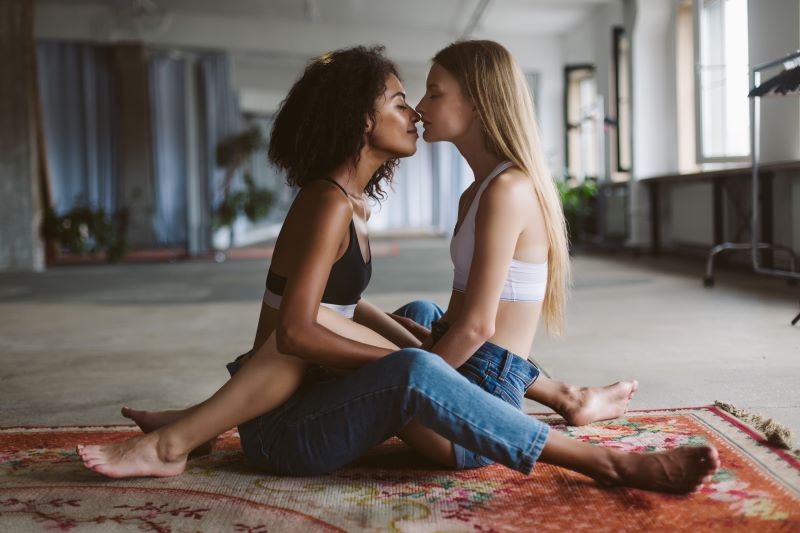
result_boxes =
[433,40,571,335]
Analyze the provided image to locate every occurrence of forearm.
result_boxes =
[429,322,489,368]
[353,301,421,348]
[283,322,395,368]
[387,313,431,343]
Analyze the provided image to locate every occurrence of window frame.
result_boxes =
[563,63,597,179]
[692,0,751,164]
[612,26,632,174]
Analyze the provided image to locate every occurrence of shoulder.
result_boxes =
[294,179,354,221]
[481,167,534,210]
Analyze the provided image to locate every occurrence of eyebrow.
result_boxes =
[426,83,441,89]
[391,91,407,99]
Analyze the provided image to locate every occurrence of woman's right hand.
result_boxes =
[389,314,432,343]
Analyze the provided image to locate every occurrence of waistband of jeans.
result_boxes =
[432,320,531,368]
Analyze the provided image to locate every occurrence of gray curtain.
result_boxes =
[148,51,241,249]
[149,54,188,245]
[197,53,242,219]
[36,41,118,215]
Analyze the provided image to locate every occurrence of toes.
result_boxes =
[83,451,104,462]
[84,458,106,469]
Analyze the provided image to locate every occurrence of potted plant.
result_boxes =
[557,177,598,250]
[213,126,275,257]
[42,205,129,263]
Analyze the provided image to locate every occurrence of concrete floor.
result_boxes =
[1,238,798,436]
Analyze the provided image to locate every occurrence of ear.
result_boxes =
[470,99,479,116]
[365,115,375,134]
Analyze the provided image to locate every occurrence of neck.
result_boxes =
[330,149,385,197]
[453,131,505,185]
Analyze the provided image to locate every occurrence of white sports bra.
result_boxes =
[450,161,548,302]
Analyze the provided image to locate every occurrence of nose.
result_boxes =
[409,106,421,123]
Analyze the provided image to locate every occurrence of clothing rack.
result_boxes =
[704,49,800,325]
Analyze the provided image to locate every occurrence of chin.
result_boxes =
[400,145,418,157]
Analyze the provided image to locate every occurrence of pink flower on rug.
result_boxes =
[618,432,692,449]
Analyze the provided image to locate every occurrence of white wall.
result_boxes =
[748,0,800,164]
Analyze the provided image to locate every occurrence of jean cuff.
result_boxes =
[453,442,468,470]
[518,421,551,475]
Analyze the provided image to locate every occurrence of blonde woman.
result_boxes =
[390,40,644,468]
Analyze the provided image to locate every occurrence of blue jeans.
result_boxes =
[393,300,541,468]
[227,349,550,477]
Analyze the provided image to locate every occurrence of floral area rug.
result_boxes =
[1,406,798,532]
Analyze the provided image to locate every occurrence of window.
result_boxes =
[564,65,599,179]
[612,26,632,175]
[524,71,541,127]
[676,0,697,173]
[694,0,750,162]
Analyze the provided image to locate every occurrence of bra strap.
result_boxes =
[323,178,348,197]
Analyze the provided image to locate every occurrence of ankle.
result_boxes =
[556,383,582,415]
[153,430,190,463]
[603,449,631,485]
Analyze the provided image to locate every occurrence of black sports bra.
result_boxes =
[263,179,372,312]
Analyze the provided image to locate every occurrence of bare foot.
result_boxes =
[76,431,188,479]
[559,380,639,426]
[608,445,720,494]
[121,406,215,457]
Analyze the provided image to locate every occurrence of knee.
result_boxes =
[388,348,450,385]
[395,300,442,325]
[405,299,438,313]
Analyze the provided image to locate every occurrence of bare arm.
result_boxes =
[353,299,422,348]
[275,183,395,368]
[431,175,527,368]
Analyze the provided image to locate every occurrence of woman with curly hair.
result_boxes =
[77,45,425,477]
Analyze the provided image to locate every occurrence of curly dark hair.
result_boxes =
[268,45,400,201]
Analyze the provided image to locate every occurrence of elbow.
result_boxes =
[464,321,494,344]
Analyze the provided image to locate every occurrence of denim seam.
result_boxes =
[498,351,513,382]
[508,368,539,385]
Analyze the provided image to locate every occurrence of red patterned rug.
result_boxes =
[1,406,798,532]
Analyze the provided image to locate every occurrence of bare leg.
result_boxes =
[398,421,719,494]
[525,376,639,426]
[76,307,399,479]
[538,430,719,493]
[398,421,456,467]
[77,341,308,478]
[121,406,214,456]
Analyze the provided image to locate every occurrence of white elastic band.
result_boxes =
[263,288,356,319]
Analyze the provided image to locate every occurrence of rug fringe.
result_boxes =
[714,401,800,458]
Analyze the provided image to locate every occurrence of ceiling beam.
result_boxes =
[303,0,320,24]
[460,0,491,39]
